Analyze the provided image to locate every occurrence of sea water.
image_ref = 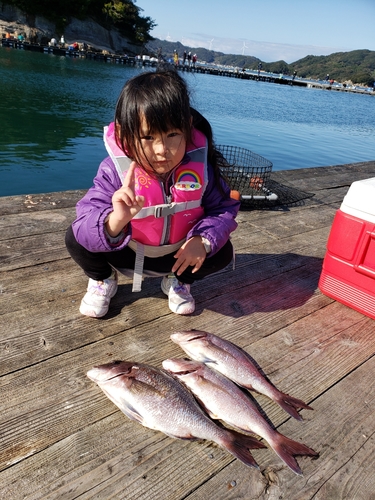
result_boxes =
[0,46,374,196]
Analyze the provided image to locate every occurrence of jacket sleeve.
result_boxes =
[187,163,240,255]
[71,157,132,252]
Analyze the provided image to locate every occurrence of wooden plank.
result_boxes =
[0,190,84,216]
[0,207,75,241]
[184,356,375,500]
[1,162,375,499]
[0,292,374,468]
[1,299,373,498]
[271,161,375,194]
[0,412,234,500]
[0,233,69,272]
[0,223,330,375]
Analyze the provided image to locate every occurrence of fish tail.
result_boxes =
[270,432,319,475]
[220,430,266,469]
[276,392,314,420]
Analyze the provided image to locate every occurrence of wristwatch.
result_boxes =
[201,237,211,254]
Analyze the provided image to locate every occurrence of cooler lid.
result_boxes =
[340,177,375,223]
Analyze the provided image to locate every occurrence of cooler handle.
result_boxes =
[354,230,375,278]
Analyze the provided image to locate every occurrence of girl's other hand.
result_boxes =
[172,236,206,275]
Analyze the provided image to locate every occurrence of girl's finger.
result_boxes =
[123,161,137,189]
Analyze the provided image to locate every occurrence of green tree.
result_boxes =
[2,0,155,43]
[101,1,155,42]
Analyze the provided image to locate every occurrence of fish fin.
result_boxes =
[230,430,267,450]
[100,387,144,424]
[221,430,265,469]
[211,334,252,361]
[270,432,319,475]
[119,402,145,424]
[205,408,220,419]
[164,432,199,441]
[276,393,313,420]
[201,357,218,365]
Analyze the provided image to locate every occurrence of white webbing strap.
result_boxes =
[128,239,184,292]
[132,242,145,292]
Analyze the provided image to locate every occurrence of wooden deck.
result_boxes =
[1,161,375,499]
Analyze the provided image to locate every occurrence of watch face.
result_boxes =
[202,238,211,253]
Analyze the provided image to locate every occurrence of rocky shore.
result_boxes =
[0,2,139,54]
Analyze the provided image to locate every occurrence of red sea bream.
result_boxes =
[87,360,266,468]
[163,358,318,475]
[170,330,313,420]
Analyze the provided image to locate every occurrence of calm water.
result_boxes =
[1,47,374,197]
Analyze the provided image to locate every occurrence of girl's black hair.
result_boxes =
[115,67,192,166]
[190,107,227,197]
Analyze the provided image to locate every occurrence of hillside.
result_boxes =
[146,38,261,70]
[287,50,375,86]
[148,39,375,86]
[0,0,155,45]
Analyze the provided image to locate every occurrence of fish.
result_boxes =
[87,360,266,469]
[170,330,313,421]
[163,358,318,475]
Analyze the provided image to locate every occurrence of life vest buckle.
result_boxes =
[154,203,176,218]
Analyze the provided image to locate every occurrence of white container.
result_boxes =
[340,177,375,223]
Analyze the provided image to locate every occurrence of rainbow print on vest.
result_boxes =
[175,169,202,191]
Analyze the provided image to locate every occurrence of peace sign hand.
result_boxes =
[105,162,145,237]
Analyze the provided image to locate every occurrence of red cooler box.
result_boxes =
[319,177,375,319]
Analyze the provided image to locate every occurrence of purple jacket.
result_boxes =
[72,156,240,256]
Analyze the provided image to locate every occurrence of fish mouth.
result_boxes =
[172,369,194,376]
[171,330,207,344]
[163,358,197,376]
[186,334,205,342]
[178,333,206,342]
[92,360,135,380]
[105,372,128,380]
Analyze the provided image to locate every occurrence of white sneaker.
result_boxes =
[161,275,195,315]
[79,270,118,318]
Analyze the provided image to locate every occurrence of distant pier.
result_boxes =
[2,38,373,95]
[179,64,374,94]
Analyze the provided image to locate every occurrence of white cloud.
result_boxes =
[152,31,348,63]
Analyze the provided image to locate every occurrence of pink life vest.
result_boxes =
[103,122,208,246]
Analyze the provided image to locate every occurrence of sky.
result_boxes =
[137,0,375,63]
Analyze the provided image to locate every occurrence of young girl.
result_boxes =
[65,68,240,317]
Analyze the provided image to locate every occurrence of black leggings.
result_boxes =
[65,225,234,285]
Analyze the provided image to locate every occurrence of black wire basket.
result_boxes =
[216,145,277,204]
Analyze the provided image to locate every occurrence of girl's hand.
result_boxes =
[172,236,207,276]
[106,162,145,236]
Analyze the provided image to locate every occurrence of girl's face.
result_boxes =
[136,115,187,176]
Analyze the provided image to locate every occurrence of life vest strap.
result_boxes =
[128,239,185,291]
[132,242,145,292]
[134,200,201,219]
